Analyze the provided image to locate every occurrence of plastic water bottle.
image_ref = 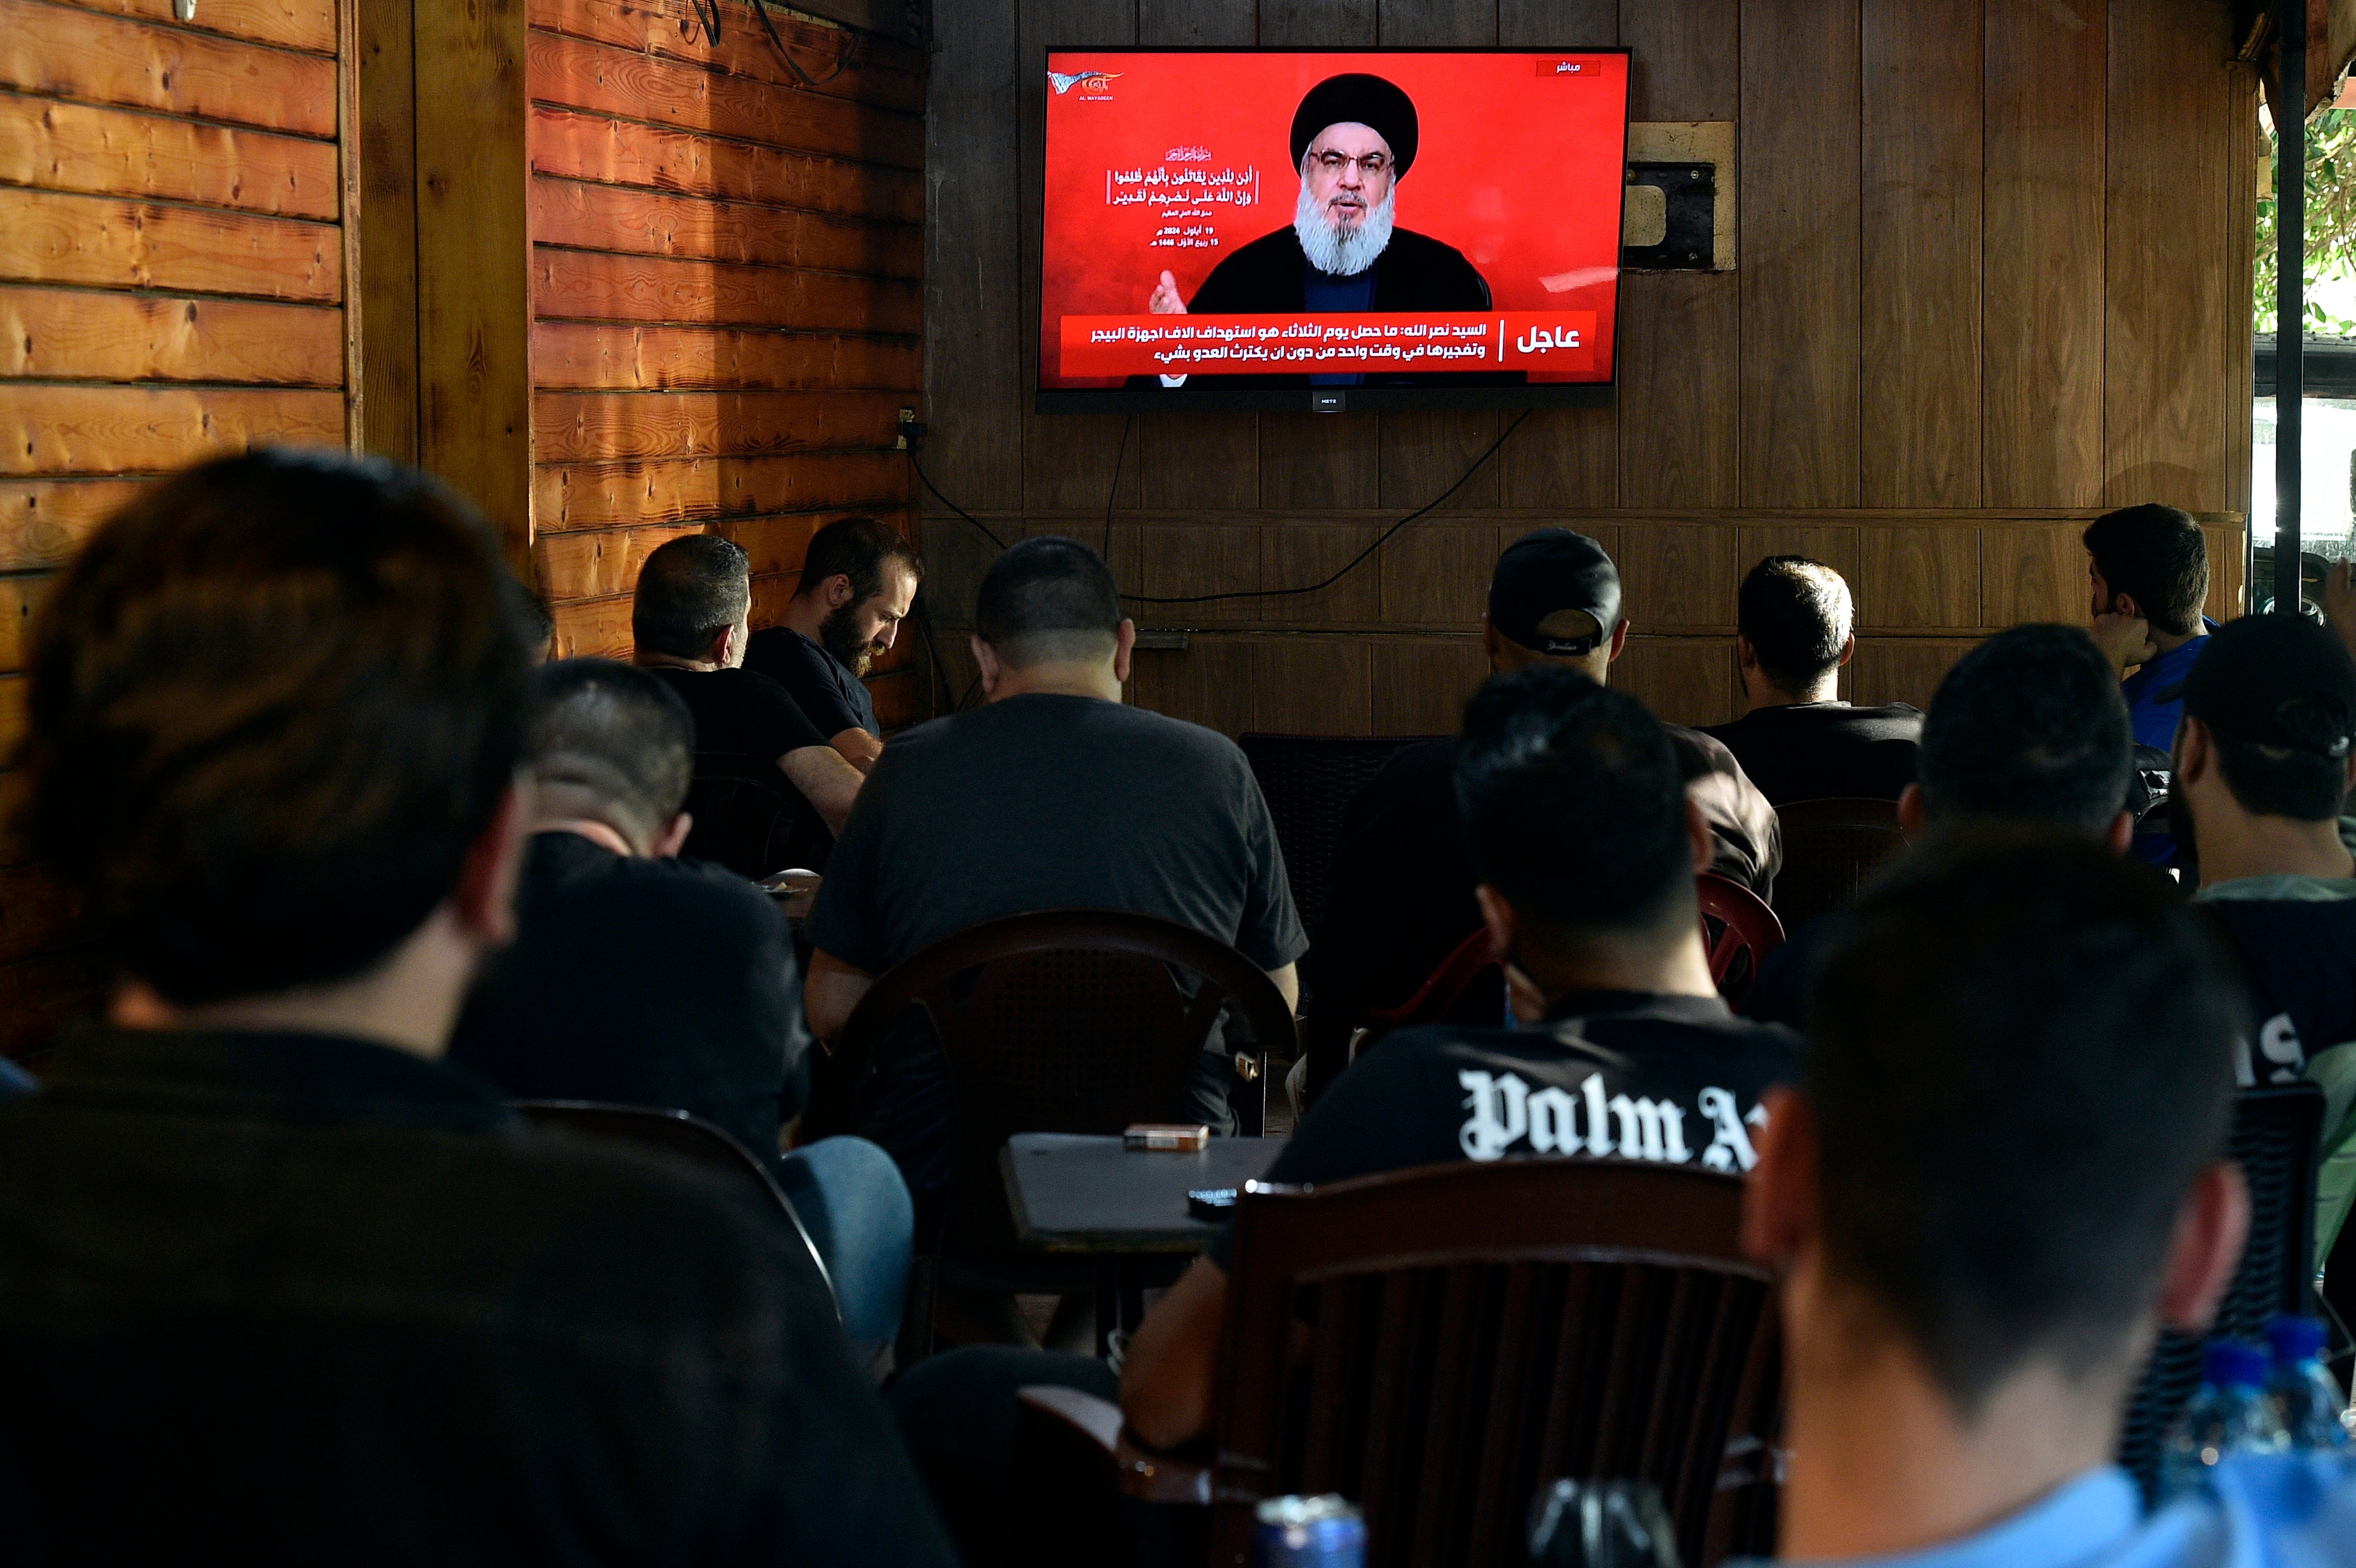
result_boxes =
[2266,1314,2353,1450]
[2160,1339,2291,1500]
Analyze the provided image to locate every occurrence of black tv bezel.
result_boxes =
[1033,44,1633,416]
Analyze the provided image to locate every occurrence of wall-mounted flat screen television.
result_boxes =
[1038,47,1630,414]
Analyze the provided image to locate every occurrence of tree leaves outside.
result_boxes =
[2258,108,2356,337]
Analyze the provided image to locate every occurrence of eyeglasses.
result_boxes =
[1310,149,1390,177]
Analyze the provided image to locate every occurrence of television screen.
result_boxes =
[1038,47,1630,413]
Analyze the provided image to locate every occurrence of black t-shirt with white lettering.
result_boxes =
[745,626,879,740]
[1208,990,1802,1266]
[2196,880,2356,1086]
[646,664,828,763]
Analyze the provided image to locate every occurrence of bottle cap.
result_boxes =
[2203,1339,2271,1389]
[2266,1314,2328,1364]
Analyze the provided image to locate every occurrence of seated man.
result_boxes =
[1699,555,1920,805]
[445,658,911,1356]
[631,533,864,848]
[1744,834,2356,1565]
[745,516,921,774]
[1305,527,1779,1100]
[2165,613,2356,1274]
[805,535,1305,1195]
[2084,502,2216,749]
[1741,623,2136,1026]
[0,449,953,1562]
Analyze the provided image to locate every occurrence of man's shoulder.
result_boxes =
[1389,227,1481,267]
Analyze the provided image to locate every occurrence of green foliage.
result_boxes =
[2258,109,2356,337]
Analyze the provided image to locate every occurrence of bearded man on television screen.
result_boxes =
[1143,72,1517,388]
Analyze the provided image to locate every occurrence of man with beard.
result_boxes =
[747,518,922,773]
[1144,72,1512,388]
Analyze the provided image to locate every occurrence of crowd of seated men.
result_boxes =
[1,448,2355,1568]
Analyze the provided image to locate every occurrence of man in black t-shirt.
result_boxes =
[1303,528,1779,1101]
[806,536,1306,1194]
[1699,555,1921,805]
[1116,667,1801,1450]
[631,534,864,846]
[745,517,921,773]
[447,659,914,1357]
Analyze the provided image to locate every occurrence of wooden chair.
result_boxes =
[831,910,1296,1350]
[1695,873,1784,1005]
[2116,1082,2325,1501]
[1768,797,1907,929]
[511,1099,839,1321]
[679,750,827,880]
[1019,1160,1783,1568]
[1236,733,1450,938]
[1301,926,1504,1107]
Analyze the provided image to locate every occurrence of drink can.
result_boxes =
[1254,1494,1366,1567]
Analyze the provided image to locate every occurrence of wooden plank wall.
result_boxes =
[920,0,2255,736]
[524,0,929,728]
[0,0,357,1057]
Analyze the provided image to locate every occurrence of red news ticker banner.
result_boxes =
[1059,311,1603,379]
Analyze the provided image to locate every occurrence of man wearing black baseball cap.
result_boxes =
[2170,614,2356,1281]
[1298,527,1779,1101]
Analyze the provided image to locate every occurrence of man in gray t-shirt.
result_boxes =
[805,536,1306,1200]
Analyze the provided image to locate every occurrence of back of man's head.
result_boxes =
[973,535,1123,668]
[530,660,695,852]
[1808,836,2243,1415]
[2083,504,2209,637]
[1454,666,1694,947]
[1917,625,2132,836]
[797,516,922,605]
[634,535,750,660]
[23,448,534,1006]
[1738,556,1852,693]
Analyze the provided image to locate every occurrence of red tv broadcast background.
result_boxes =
[1040,50,1629,389]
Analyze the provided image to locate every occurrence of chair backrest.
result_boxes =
[510,1100,840,1318]
[1362,926,1503,1033]
[1769,796,1907,929]
[680,751,825,880]
[1695,874,1785,1005]
[2116,1082,2324,1501]
[837,910,1297,1248]
[1237,733,1450,937]
[1213,1161,1781,1568]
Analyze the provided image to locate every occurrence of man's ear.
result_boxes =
[971,633,1002,698]
[1836,632,1856,670]
[2176,716,2214,789]
[823,573,856,610]
[1735,633,1757,673]
[1896,782,1927,838]
[1607,619,1630,664]
[711,622,743,667]
[1480,614,1505,672]
[2155,1161,2251,1333]
[451,780,530,948]
[1685,795,1713,874]
[2106,809,2136,856]
[652,812,692,859]
[1741,1086,1819,1269]
[1113,618,1137,686]
[1473,883,1518,965]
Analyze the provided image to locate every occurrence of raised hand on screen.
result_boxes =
[1147,270,1186,314]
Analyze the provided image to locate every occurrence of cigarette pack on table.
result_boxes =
[1123,1122,1210,1152]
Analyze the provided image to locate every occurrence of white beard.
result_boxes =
[1294,184,1395,278]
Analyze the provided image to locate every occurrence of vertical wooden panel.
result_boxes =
[2104,0,2235,512]
[1264,522,1385,623]
[1861,0,1981,507]
[925,0,1022,510]
[1740,0,1862,508]
[1849,636,1980,711]
[1614,635,1736,728]
[1250,637,1374,734]
[1984,0,2105,508]
[1381,521,1502,626]
[1621,0,1736,120]
[416,0,532,575]
[1130,636,1258,734]
[357,0,418,462]
[1983,522,2090,627]
[2203,520,2247,624]
[2223,68,2258,523]
[1618,272,1739,508]
[1857,525,1980,631]
[1370,636,1488,733]
[1618,523,1739,632]
[1137,521,1260,625]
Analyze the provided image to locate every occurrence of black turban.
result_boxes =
[1289,73,1419,178]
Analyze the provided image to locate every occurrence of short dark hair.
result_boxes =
[2083,504,2209,636]
[796,516,921,607]
[531,660,695,848]
[1918,625,2133,836]
[1738,556,1852,691]
[1808,835,2243,1415]
[973,535,1123,668]
[1453,666,1694,943]
[2212,733,2351,822]
[633,535,749,660]
[23,448,534,1005]
[507,574,556,659]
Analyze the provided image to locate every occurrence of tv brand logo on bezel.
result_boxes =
[1048,69,1123,98]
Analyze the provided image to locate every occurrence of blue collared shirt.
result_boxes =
[1746,1454,2356,1568]
[2120,618,2222,752]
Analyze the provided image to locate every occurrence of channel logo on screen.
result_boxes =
[1048,68,1122,98]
